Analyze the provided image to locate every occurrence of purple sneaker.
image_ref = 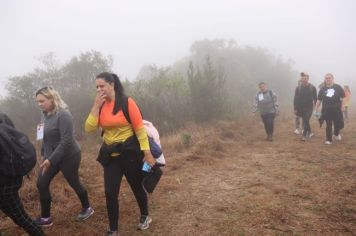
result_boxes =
[76,207,94,221]
[36,217,53,227]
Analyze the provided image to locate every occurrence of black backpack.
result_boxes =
[0,115,37,177]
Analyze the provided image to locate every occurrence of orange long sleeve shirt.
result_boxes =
[85,97,149,151]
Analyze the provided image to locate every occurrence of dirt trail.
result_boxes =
[1,115,356,236]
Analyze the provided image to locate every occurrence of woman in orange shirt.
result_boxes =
[85,72,155,236]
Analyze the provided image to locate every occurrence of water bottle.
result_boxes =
[314,111,321,119]
[142,162,152,172]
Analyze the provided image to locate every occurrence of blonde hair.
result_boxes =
[35,86,68,114]
[325,73,334,79]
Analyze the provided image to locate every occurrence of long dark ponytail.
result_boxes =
[96,72,126,115]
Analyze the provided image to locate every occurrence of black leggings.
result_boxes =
[261,113,276,136]
[37,152,89,217]
[301,107,313,137]
[0,179,45,236]
[104,151,147,231]
[324,109,343,142]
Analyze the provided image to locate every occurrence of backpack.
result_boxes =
[100,96,166,166]
[121,96,166,166]
[256,90,276,108]
[0,115,37,177]
[256,90,275,103]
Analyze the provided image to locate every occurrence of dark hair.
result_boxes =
[344,85,351,94]
[96,72,125,115]
[300,72,309,78]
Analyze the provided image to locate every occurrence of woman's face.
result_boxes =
[36,94,54,112]
[324,75,334,87]
[96,78,114,100]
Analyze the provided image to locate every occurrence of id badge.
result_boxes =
[258,93,264,101]
[36,123,44,140]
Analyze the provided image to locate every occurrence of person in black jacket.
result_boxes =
[315,73,345,144]
[0,113,45,236]
[293,73,317,141]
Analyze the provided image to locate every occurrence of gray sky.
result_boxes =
[1,0,355,94]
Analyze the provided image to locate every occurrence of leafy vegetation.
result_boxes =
[0,39,296,136]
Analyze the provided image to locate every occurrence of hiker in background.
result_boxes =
[294,75,303,135]
[252,82,279,141]
[343,85,351,120]
[35,87,93,227]
[0,113,45,236]
[293,72,317,141]
[315,73,345,144]
[85,72,156,236]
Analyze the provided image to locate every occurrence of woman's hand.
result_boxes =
[40,159,51,175]
[93,92,106,110]
[143,150,156,166]
[91,92,106,116]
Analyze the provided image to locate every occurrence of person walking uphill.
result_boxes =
[0,113,45,236]
[294,76,303,135]
[252,82,279,141]
[343,85,351,120]
[293,72,317,141]
[315,73,345,145]
[85,72,156,236]
[35,87,94,227]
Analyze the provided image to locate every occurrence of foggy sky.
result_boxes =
[1,0,355,94]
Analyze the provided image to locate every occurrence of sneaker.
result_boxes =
[266,135,273,141]
[76,207,94,221]
[334,134,342,141]
[309,132,314,138]
[325,141,332,145]
[106,230,119,236]
[301,136,306,142]
[137,215,152,230]
[294,129,301,135]
[35,217,53,227]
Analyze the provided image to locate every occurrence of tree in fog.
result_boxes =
[188,57,227,122]
[0,39,297,136]
[0,51,113,136]
[129,66,190,133]
[174,39,296,114]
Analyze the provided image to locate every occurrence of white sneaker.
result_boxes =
[294,129,301,135]
[309,132,314,138]
[137,215,152,230]
[325,141,332,145]
[334,135,341,141]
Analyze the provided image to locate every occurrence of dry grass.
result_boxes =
[1,114,356,236]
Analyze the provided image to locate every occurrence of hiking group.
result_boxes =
[0,72,164,236]
[253,72,351,144]
[0,71,352,236]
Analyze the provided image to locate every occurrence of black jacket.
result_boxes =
[293,84,317,113]
[0,113,22,185]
